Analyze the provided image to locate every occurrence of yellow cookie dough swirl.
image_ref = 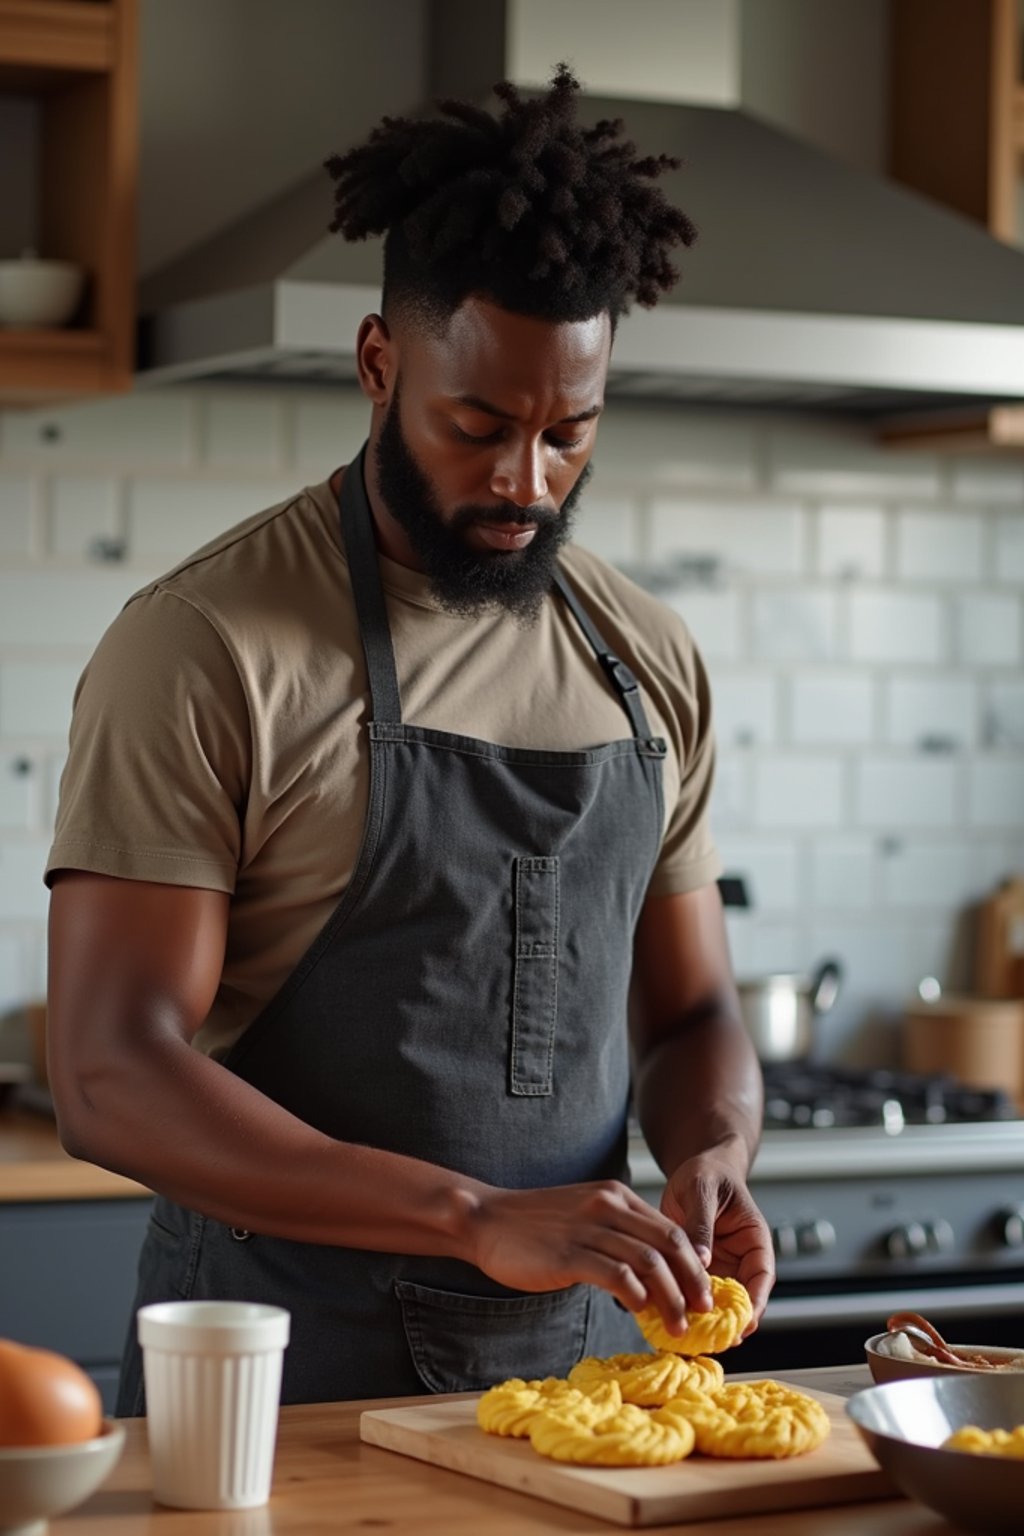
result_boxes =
[943,1425,1024,1458]
[569,1351,724,1407]
[529,1400,696,1466]
[636,1276,753,1356]
[686,1380,831,1459]
[477,1377,621,1437]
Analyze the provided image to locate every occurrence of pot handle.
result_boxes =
[810,958,842,1014]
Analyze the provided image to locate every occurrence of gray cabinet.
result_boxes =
[0,1197,152,1413]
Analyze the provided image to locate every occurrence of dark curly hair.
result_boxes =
[324,62,696,333]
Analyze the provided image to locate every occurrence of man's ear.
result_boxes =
[356,313,394,405]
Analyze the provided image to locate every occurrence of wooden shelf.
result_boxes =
[0,0,136,401]
[0,0,114,74]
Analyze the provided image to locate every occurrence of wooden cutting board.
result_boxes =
[359,1386,894,1528]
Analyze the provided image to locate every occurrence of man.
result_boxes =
[45,65,774,1410]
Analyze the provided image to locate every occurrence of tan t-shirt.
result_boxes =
[46,474,721,1058]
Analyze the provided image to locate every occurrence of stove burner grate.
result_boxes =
[761,1061,1018,1130]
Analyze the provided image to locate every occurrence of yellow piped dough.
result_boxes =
[529,1399,697,1466]
[477,1376,621,1437]
[569,1350,724,1406]
[635,1275,754,1356]
[684,1379,831,1459]
[943,1424,1024,1458]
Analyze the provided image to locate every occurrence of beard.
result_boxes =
[374,386,591,625]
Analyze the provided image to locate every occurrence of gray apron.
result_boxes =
[117,447,667,1410]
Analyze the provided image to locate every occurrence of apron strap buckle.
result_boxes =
[598,653,639,697]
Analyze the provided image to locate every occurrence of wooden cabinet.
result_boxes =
[889,0,1024,247]
[0,0,137,403]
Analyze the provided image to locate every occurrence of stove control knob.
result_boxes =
[772,1222,799,1260]
[885,1221,929,1260]
[923,1218,955,1254]
[997,1207,1024,1248]
[796,1219,837,1255]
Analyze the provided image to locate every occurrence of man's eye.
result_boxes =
[452,424,501,445]
[546,436,583,452]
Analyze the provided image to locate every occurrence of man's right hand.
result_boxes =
[465,1179,714,1336]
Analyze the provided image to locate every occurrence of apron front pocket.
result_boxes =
[395,1278,590,1393]
[510,854,559,1096]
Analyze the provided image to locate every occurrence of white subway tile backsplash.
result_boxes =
[884,675,977,749]
[709,753,751,833]
[0,475,35,556]
[594,404,761,490]
[817,505,886,579]
[573,494,641,565]
[0,754,34,830]
[747,922,805,976]
[855,756,958,827]
[950,461,1024,506]
[967,758,1024,827]
[0,571,138,647]
[984,681,1024,748]
[895,509,983,582]
[46,755,67,832]
[50,476,121,560]
[956,591,1021,666]
[790,671,875,745]
[848,589,945,663]
[650,499,807,576]
[0,664,83,737]
[1,390,195,466]
[994,513,1024,583]
[750,589,838,662]
[292,391,376,475]
[752,755,845,828]
[713,835,799,909]
[809,837,875,909]
[767,421,942,499]
[665,588,742,661]
[879,839,986,909]
[200,392,285,471]
[0,842,50,922]
[0,932,25,1014]
[128,478,296,562]
[706,669,778,746]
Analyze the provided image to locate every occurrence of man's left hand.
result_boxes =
[659,1150,775,1335]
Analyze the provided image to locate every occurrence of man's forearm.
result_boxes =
[632,1009,763,1180]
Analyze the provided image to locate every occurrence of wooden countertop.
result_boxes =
[0,1107,150,1202]
[54,1367,947,1534]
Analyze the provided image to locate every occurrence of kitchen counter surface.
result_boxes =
[0,1107,150,1201]
[55,1366,948,1534]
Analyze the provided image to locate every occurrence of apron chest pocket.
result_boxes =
[395,1278,591,1394]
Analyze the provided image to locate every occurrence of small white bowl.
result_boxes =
[0,1418,125,1534]
[0,257,85,328]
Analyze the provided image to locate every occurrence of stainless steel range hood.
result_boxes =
[136,94,1024,419]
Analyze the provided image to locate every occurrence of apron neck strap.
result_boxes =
[552,570,655,741]
[338,445,403,723]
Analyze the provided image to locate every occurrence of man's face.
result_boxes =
[372,296,611,623]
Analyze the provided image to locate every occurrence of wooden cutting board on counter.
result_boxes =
[360,1386,893,1528]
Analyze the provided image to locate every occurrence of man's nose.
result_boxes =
[489,440,547,509]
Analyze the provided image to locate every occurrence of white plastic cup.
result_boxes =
[138,1300,290,1510]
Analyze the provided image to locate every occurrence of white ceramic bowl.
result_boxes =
[0,1419,125,1534]
[0,257,85,327]
[847,1375,1024,1534]
[866,1330,1024,1385]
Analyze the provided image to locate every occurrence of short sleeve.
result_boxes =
[647,622,722,898]
[45,588,251,892]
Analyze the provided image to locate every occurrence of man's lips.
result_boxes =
[471,522,538,552]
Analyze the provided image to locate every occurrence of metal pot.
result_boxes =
[737,959,842,1061]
